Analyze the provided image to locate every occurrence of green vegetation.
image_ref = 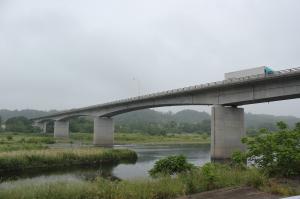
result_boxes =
[241,121,300,177]
[0,148,137,172]
[2,108,300,136]
[2,161,298,199]
[0,133,54,152]
[115,133,209,144]
[0,118,298,198]
[0,132,208,154]
[69,114,211,135]
[70,132,209,144]
[149,155,194,177]
[0,163,270,199]
[5,116,40,133]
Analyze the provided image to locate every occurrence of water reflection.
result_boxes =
[113,144,210,179]
[0,144,210,187]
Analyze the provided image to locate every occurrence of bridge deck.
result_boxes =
[32,67,300,120]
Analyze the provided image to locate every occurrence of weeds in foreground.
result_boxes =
[0,164,268,199]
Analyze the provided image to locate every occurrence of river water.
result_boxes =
[0,144,210,189]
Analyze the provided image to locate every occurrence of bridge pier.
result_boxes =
[93,117,114,146]
[54,120,69,138]
[211,105,246,161]
[33,122,47,133]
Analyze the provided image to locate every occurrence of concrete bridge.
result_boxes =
[32,67,300,160]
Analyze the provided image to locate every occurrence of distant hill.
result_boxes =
[245,112,299,130]
[171,110,210,123]
[114,109,210,124]
[0,108,299,130]
[0,109,58,121]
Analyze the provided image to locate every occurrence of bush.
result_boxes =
[5,117,35,133]
[231,151,247,169]
[149,155,194,177]
[200,163,219,190]
[6,135,13,140]
[242,121,300,177]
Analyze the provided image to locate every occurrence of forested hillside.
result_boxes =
[0,109,299,135]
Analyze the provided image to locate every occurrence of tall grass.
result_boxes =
[70,132,210,144]
[0,132,55,152]
[0,164,268,199]
[0,148,137,172]
[115,133,209,144]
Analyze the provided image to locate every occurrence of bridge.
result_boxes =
[32,67,300,160]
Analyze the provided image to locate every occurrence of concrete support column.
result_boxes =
[41,122,47,133]
[93,117,114,146]
[34,122,47,133]
[211,105,245,160]
[54,120,69,138]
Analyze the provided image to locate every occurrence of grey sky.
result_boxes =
[1,0,300,116]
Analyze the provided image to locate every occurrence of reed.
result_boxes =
[0,148,137,172]
[0,164,272,199]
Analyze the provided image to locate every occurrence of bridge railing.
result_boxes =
[114,67,300,103]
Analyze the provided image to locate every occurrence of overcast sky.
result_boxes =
[1,0,300,116]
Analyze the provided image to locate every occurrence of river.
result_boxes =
[0,144,210,189]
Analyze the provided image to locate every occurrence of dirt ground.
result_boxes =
[176,187,279,199]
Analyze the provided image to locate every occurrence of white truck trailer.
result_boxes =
[225,66,274,80]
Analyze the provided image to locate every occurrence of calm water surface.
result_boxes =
[0,144,210,189]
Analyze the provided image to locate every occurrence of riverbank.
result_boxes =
[176,187,279,199]
[0,163,298,199]
[71,132,209,144]
[0,132,209,152]
[0,148,137,172]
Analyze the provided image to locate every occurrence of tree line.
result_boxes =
[1,109,300,135]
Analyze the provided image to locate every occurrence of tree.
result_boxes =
[242,123,300,177]
[277,121,288,130]
[5,117,37,133]
[295,122,300,131]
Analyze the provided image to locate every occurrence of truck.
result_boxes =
[224,66,274,80]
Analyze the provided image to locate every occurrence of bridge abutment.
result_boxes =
[211,105,246,160]
[93,117,114,146]
[54,120,69,138]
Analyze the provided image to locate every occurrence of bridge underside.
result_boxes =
[34,105,247,159]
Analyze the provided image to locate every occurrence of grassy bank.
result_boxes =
[1,163,298,199]
[0,132,54,152]
[0,132,209,151]
[0,132,210,152]
[0,132,210,149]
[0,148,137,172]
[71,132,210,144]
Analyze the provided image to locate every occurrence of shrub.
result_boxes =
[201,163,217,189]
[149,155,194,177]
[6,135,13,140]
[5,117,34,133]
[242,121,300,177]
[231,150,247,169]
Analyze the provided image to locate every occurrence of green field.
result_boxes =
[0,132,54,152]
